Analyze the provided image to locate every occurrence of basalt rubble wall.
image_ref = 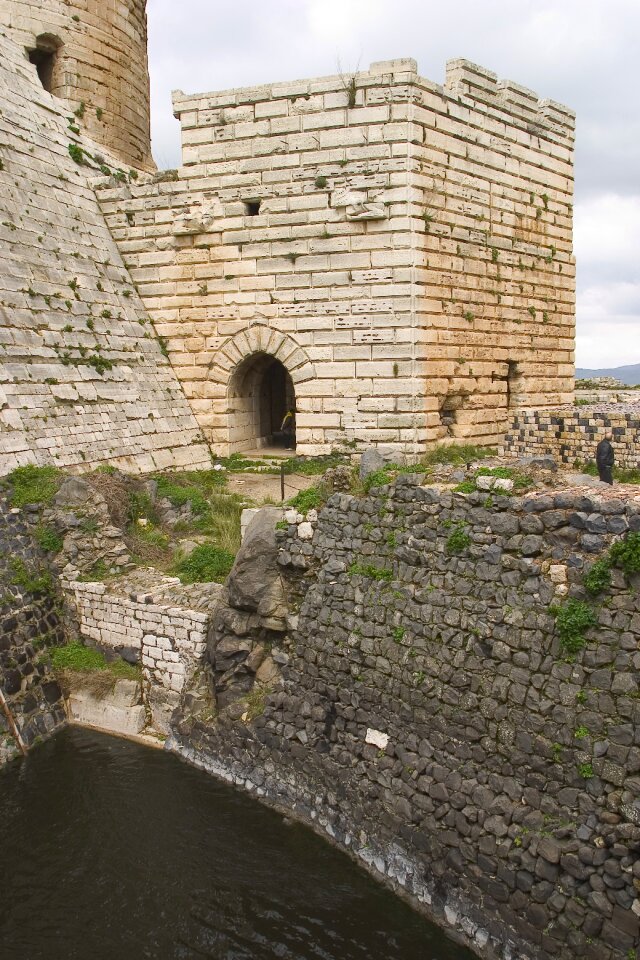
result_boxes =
[0,496,66,765]
[505,407,640,469]
[171,478,640,960]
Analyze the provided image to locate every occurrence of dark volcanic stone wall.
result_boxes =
[173,477,640,960]
[505,407,640,467]
[0,497,66,763]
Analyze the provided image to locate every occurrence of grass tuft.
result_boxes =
[174,543,235,584]
[6,464,61,507]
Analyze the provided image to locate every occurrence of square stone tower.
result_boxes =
[99,58,575,456]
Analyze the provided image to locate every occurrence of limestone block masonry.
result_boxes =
[0,29,211,473]
[172,478,640,960]
[99,58,575,456]
[64,573,221,732]
[1,0,154,170]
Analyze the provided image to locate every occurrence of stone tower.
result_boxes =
[99,58,575,457]
[0,0,154,171]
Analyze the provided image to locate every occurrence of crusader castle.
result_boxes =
[0,0,575,466]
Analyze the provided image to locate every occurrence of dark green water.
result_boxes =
[0,727,477,960]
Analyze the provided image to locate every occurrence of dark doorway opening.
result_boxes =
[439,393,465,438]
[27,34,63,94]
[228,353,295,452]
[506,360,521,410]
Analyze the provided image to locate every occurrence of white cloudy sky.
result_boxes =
[146,0,640,370]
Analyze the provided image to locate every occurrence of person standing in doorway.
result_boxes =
[280,409,296,450]
[595,430,614,485]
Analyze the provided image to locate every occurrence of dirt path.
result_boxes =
[226,472,316,504]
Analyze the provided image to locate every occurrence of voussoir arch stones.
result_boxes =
[208,326,316,389]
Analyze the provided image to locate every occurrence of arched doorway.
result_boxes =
[228,353,296,452]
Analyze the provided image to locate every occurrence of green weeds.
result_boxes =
[6,464,61,507]
[348,562,393,581]
[174,544,235,584]
[551,599,597,654]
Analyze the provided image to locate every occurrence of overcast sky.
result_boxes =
[146,0,639,370]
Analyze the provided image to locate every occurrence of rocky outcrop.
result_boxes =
[207,508,289,713]
[47,476,132,580]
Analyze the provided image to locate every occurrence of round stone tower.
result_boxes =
[1,0,155,170]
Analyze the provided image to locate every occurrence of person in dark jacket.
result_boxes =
[595,431,614,484]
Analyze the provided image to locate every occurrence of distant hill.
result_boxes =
[575,363,640,386]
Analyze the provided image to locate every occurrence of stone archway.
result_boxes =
[228,353,296,451]
[208,326,315,454]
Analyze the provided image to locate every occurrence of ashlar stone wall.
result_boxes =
[1,0,154,170]
[98,58,574,456]
[0,30,211,474]
[64,572,221,731]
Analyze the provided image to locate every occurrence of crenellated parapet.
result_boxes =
[444,58,575,146]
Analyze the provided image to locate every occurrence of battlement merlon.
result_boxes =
[444,58,575,142]
[172,56,574,146]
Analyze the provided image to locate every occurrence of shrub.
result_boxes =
[35,525,64,554]
[127,489,156,524]
[583,557,612,596]
[453,480,476,494]
[445,521,471,554]
[86,355,113,375]
[155,475,209,515]
[363,468,395,492]
[609,532,640,576]
[9,558,53,595]
[422,444,495,467]
[552,599,597,654]
[174,544,235,584]
[288,485,325,513]
[7,464,61,507]
[191,491,244,554]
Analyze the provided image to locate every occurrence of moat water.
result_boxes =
[0,727,478,960]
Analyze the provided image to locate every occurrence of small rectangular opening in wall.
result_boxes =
[29,48,56,92]
[244,200,261,217]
